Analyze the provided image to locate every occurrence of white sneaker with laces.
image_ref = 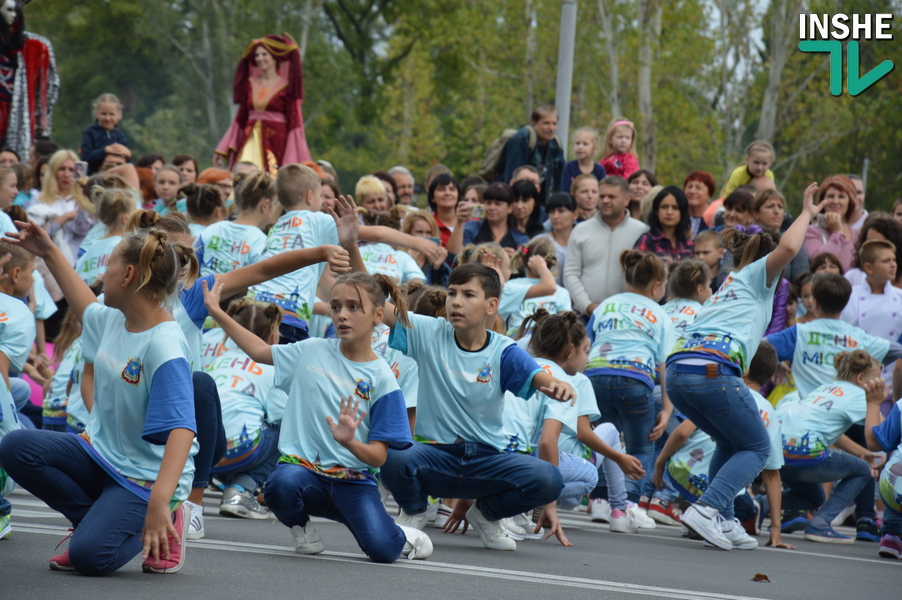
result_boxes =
[628,503,657,529]
[830,502,855,527]
[682,504,732,550]
[433,504,452,529]
[465,505,516,551]
[512,513,544,540]
[396,510,428,531]
[185,500,205,540]
[609,508,639,534]
[291,523,325,555]
[502,517,527,541]
[720,517,759,550]
[399,525,433,560]
[589,498,612,523]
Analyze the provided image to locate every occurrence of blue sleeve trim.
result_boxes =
[873,404,902,453]
[586,313,596,344]
[368,390,412,450]
[142,358,197,445]
[387,319,410,354]
[179,274,216,328]
[500,343,542,399]
[766,326,797,363]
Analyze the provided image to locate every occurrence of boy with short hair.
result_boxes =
[379,264,573,551]
[0,243,39,539]
[693,230,725,292]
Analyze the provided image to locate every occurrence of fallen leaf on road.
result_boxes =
[751,573,772,583]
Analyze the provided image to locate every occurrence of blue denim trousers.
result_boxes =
[0,429,147,575]
[192,371,226,489]
[665,367,770,513]
[380,441,563,521]
[211,424,281,492]
[556,450,599,511]
[264,463,406,563]
[589,374,656,501]
[781,449,873,525]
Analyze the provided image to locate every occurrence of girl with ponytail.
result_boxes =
[585,249,674,528]
[74,188,135,284]
[666,182,826,550]
[0,217,201,575]
[201,271,432,563]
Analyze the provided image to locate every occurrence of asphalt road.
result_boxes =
[3,488,898,600]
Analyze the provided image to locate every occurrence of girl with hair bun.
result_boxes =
[196,171,280,277]
[202,271,432,563]
[666,182,826,550]
[184,183,226,238]
[0,217,200,575]
[586,250,674,529]
[498,236,571,336]
[778,350,885,543]
[208,300,283,520]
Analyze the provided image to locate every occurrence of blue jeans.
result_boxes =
[589,374,655,501]
[10,377,38,429]
[380,441,563,521]
[0,429,147,575]
[211,424,281,492]
[265,463,405,563]
[192,371,226,489]
[556,451,598,511]
[781,449,873,526]
[644,384,680,502]
[665,367,770,513]
[278,322,309,344]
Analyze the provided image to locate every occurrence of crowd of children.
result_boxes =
[0,92,900,576]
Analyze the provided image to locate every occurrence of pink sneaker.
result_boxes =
[49,530,76,571]
[142,504,189,574]
[879,534,902,559]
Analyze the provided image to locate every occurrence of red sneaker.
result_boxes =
[50,530,76,571]
[647,498,682,526]
[142,504,189,574]
[638,496,650,512]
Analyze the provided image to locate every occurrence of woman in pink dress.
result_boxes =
[213,34,311,174]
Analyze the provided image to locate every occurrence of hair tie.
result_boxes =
[612,120,634,129]
[732,224,762,235]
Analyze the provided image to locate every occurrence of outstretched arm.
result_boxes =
[531,370,575,403]
[216,245,351,298]
[767,183,825,283]
[202,280,274,365]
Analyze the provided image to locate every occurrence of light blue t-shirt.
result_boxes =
[662,298,703,337]
[74,236,121,285]
[0,378,20,438]
[64,340,89,433]
[768,320,890,398]
[0,291,36,372]
[78,221,107,256]
[0,210,16,240]
[200,328,230,371]
[188,223,206,239]
[359,242,425,284]
[42,339,79,426]
[389,312,542,451]
[778,380,865,465]
[250,209,338,328]
[502,360,577,455]
[195,221,266,277]
[498,278,572,336]
[586,292,675,388]
[371,323,418,409]
[751,389,784,471]
[80,303,198,503]
[205,347,274,467]
[32,269,57,320]
[272,338,410,479]
[558,373,599,458]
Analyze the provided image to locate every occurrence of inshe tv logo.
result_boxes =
[798,14,895,96]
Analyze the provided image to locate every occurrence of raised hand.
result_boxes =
[5,221,57,258]
[864,377,889,405]
[527,254,550,275]
[326,396,367,447]
[801,182,824,217]
[329,194,360,248]
[322,244,352,275]
[201,279,226,316]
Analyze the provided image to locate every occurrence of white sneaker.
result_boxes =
[399,525,433,560]
[185,500,205,540]
[291,523,324,554]
[682,504,731,550]
[465,505,516,551]
[609,508,639,534]
[432,504,452,529]
[590,498,612,523]
[720,517,759,550]
[502,517,527,541]
[831,502,855,527]
[628,503,657,529]
[512,513,544,540]
[396,510,428,531]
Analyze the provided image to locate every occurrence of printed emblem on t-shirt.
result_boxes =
[355,379,373,401]
[121,358,142,385]
[476,364,493,383]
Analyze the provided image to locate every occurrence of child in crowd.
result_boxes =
[498,237,571,336]
[184,184,226,238]
[570,174,599,223]
[778,350,884,543]
[12,163,32,207]
[378,264,574,552]
[197,171,279,276]
[692,230,725,292]
[587,250,674,513]
[666,181,824,551]
[720,141,775,198]
[561,128,606,193]
[0,219,198,575]
[202,272,432,563]
[74,188,133,284]
[599,118,639,179]
[41,310,81,432]
[207,300,283,521]
[0,167,18,234]
[79,93,130,175]
[536,192,577,284]
[358,207,426,284]
[865,368,902,558]
[152,165,183,216]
